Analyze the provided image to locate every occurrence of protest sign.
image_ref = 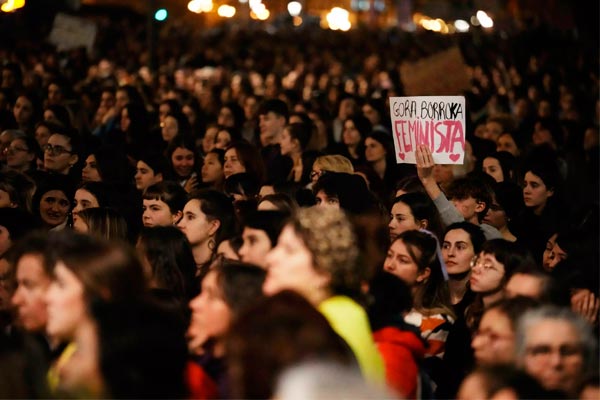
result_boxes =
[389,96,466,164]
[48,13,97,54]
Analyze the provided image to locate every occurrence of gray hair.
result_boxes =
[515,305,598,371]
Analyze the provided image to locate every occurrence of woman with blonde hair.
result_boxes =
[309,154,354,186]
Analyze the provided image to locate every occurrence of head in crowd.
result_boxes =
[142,181,187,227]
[82,145,133,185]
[0,169,36,212]
[472,296,540,366]
[505,265,570,306]
[216,235,243,261]
[470,239,532,298]
[215,126,238,150]
[161,111,191,143]
[446,175,494,224]
[166,134,199,181]
[136,226,197,302]
[134,152,167,192]
[515,306,598,397]
[158,99,183,125]
[495,132,521,157]
[264,207,361,304]
[34,120,63,149]
[223,141,266,184]
[389,192,444,242]
[32,176,74,230]
[177,189,236,267]
[441,222,486,278]
[457,364,560,400]
[532,117,563,149]
[522,157,561,215]
[257,192,298,213]
[364,130,395,167]
[258,99,289,147]
[224,172,261,203]
[226,291,357,399]
[394,175,426,199]
[73,207,128,242]
[44,231,146,339]
[43,126,81,175]
[13,91,41,133]
[201,124,219,155]
[5,132,40,173]
[313,171,378,215]
[342,114,371,157]
[218,101,245,135]
[10,233,51,333]
[239,210,289,269]
[384,230,454,318]
[280,122,311,157]
[483,181,524,235]
[201,148,225,189]
[310,154,354,184]
[44,104,71,127]
[72,181,112,225]
[187,259,266,357]
[482,151,517,183]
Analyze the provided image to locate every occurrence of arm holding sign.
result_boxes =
[416,146,503,239]
[416,145,465,226]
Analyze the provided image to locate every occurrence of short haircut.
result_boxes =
[446,175,494,222]
[142,181,188,215]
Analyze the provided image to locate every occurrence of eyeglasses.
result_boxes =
[470,255,498,271]
[44,144,72,156]
[525,344,582,359]
[3,146,29,154]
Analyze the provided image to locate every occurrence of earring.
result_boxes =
[208,238,216,250]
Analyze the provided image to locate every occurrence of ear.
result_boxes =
[208,219,221,237]
[416,267,431,284]
[547,188,554,198]
[418,219,429,230]
[474,201,486,213]
[172,210,183,225]
[155,173,164,183]
[68,154,79,167]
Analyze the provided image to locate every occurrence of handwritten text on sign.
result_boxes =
[389,96,466,164]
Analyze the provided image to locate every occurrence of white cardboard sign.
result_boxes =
[389,96,466,164]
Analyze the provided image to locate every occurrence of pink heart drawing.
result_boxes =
[398,152,405,160]
[449,153,460,162]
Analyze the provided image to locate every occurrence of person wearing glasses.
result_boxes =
[5,133,41,175]
[515,306,598,397]
[465,239,534,331]
[43,126,81,178]
[471,296,539,366]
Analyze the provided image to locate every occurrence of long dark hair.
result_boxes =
[137,226,198,301]
[393,192,444,241]
[395,230,455,319]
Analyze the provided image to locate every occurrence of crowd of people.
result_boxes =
[0,6,598,399]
